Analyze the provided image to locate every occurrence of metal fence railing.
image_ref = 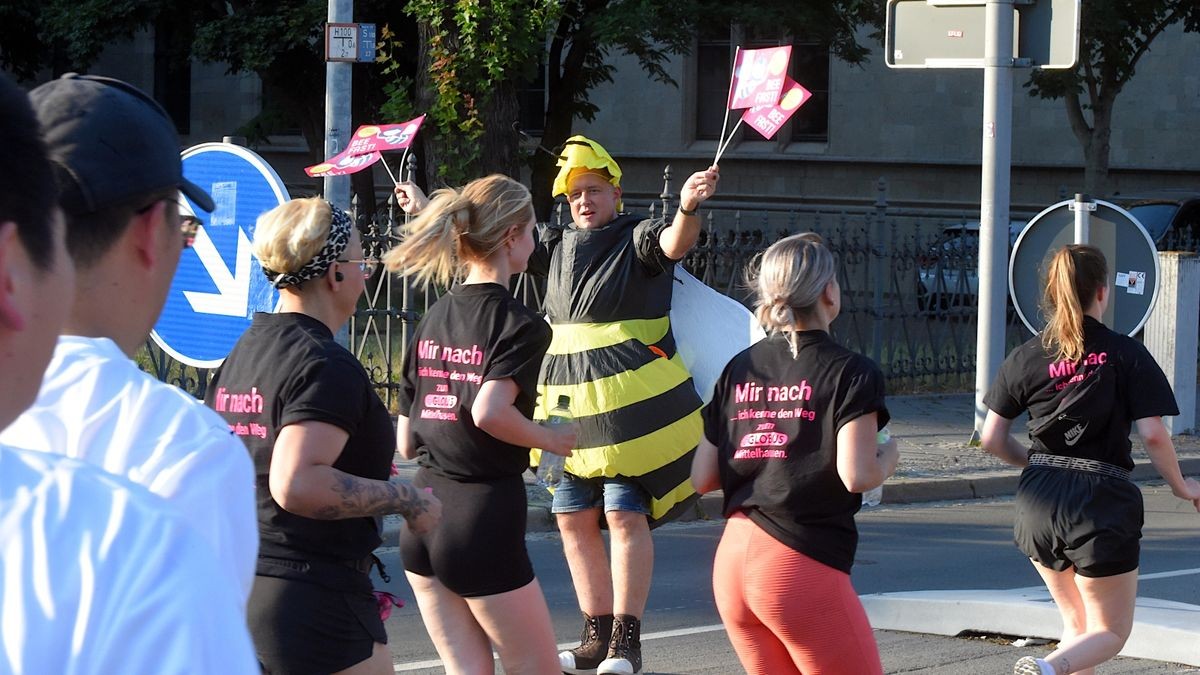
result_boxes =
[143,167,1200,402]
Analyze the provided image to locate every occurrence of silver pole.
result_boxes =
[324,0,353,210]
[973,0,1015,437]
[1072,192,1094,244]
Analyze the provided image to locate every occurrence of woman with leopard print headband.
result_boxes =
[204,197,442,675]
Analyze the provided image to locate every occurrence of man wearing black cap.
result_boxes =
[0,72,257,674]
[0,74,259,608]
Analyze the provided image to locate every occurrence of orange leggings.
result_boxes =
[713,513,882,675]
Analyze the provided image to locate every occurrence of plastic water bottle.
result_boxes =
[863,426,891,507]
[536,395,572,488]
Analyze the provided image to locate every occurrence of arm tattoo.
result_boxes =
[311,471,427,520]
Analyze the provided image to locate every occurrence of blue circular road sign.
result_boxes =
[150,143,289,368]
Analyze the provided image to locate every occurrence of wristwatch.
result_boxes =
[679,205,699,217]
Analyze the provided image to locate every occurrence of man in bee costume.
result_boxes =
[526,136,719,675]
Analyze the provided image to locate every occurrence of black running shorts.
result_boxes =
[247,568,386,674]
[1013,464,1144,578]
[400,468,535,597]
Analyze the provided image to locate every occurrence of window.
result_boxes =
[789,42,829,142]
[517,55,548,137]
[695,27,830,144]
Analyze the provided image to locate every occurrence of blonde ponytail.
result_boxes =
[1040,244,1107,363]
[383,174,533,289]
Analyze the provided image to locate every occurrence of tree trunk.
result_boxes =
[478,83,521,178]
[530,17,598,220]
[414,20,441,189]
[1082,96,1113,197]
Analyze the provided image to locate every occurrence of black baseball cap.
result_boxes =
[29,73,214,214]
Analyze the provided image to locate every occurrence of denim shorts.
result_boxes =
[551,473,651,515]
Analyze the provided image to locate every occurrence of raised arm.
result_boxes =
[394,181,430,215]
[659,165,720,260]
[268,420,441,533]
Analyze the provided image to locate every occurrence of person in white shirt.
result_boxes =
[0,73,258,605]
[0,71,258,675]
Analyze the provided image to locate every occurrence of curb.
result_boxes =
[379,456,1200,548]
[861,590,1200,667]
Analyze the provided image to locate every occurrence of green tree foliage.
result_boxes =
[1,0,416,211]
[400,0,558,187]
[1026,0,1200,195]
[524,0,883,218]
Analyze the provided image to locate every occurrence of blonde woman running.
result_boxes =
[982,244,1200,675]
[386,175,575,675]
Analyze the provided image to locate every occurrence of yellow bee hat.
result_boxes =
[552,135,623,211]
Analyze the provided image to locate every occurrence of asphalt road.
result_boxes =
[374,483,1200,674]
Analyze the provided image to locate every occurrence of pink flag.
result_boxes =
[306,115,426,177]
[727,46,792,110]
[740,78,812,140]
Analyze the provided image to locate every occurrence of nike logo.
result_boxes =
[1064,422,1089,446]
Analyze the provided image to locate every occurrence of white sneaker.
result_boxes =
[559,649,600,675]
[1014,656,1055,675]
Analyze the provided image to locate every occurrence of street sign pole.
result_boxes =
[1071,192,1095,244]
[325,0,353,210]
[973,0,1015,436]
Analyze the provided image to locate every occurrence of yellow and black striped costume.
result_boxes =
[527,213,702,526]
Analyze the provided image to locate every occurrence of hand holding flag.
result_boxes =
[679,165,721,215]
[305,114,426,179]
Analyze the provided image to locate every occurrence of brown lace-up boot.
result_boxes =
[559,612,614,675]
[597,614,642,675]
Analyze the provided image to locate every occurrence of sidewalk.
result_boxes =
[386,392,1200,540]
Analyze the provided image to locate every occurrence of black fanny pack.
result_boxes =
[1027,363,1115,452]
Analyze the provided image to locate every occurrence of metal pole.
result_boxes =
[324,0,353,210]
[1071,192,1094,244]
[973,0,1015,438]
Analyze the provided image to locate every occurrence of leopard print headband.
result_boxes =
[263,202,353,289]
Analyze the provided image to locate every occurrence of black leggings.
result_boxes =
[400,468,535,597]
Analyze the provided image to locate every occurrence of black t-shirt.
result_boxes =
[398,283,552,481]
[984,316,1178,469]
[205,312,394,563]
[702,331,890,573]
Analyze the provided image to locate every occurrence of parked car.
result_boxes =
[916,220,1027,311]
[1106,191,1200,251]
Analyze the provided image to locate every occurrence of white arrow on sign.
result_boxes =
[183,226,252,317]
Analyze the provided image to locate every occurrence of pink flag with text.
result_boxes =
[727,46,792,110]
[741,78,812,140]
[306,115,426,177]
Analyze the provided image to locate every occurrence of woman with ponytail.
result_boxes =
[386,175,575,674]
[982,244,1200,675]
[690,232,898,674]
